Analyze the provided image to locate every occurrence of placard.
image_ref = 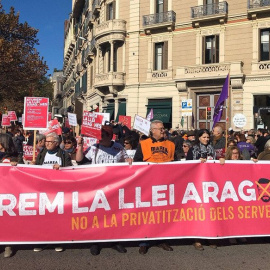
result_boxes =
[119,115,131,129]
[68,113,77,127]
[81,111,103,139]
[133,115,151,136]
[1,114,11,127]
[7,111,17,121]
[23,97,49,130]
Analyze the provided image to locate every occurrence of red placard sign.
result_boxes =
[119,115,131,129]
[81,111,103,139]
[23,145,38,161]
[1,114,11,127]
[23,97,49,130]
[7,111,17,121]
[41,119,62,136]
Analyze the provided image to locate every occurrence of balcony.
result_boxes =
[248,0,270,18]
[95,20,126,43]
[251,60,270,75]
[94,72,125,92]
[143,10,176,34]
[191,1,228,27]
[85,38,96,60]
[176,62,243,81]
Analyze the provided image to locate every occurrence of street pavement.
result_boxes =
[0,238,269,270]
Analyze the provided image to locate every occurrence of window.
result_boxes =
[260,29,270,61]
[113,45,117,72]
[156,0,168,13]
[106,1,115,20]
[154,42,168,70]
[202,35,219,64]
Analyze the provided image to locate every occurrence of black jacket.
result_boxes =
[35,147,72,167]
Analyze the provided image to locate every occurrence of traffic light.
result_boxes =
[206,107,211,120]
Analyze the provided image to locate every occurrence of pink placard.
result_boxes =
[23,97,49,130]
[7,111,17,121]
[1,114,11,127]
[81,111,103,139]
[119,115,131,129]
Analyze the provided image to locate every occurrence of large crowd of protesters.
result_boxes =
[1,120,269,257]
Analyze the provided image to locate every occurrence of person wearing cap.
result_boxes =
[186,130,196,145]
[76,124,130,255]
[133,120,175,254]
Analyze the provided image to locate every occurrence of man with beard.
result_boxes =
[257,178,270,203]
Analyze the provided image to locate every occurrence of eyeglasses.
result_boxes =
[183,145,189,148]
[232,151,239,154]
[152,127,165,131]
[124,142,130,145]
[45,141,56,144]
[64,141,72,144]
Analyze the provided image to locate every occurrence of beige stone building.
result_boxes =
[61,0,270,131]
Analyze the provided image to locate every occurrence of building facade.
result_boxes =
[62,0,270,131]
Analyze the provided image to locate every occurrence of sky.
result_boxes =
[2,0,72,76]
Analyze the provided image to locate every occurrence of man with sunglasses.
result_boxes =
[76,124,131,255]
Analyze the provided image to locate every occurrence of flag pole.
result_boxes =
[225,72,230,152]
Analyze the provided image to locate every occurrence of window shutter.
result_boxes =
[153,43,156,70]
[90,65,93,88]
[106,4,109,20]
[202,36,206,64]
[113,1,116,19]
[163,41,168,70]
[215,35,219,63]
[164,0,168,12]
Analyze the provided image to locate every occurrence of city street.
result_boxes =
[0,238,269,270]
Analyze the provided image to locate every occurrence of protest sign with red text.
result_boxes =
[119,115,131,129]
[23,97,49,130]
[81,111,103,139]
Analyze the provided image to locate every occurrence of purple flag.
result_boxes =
[213,74,229,127]
[146,108,154,121]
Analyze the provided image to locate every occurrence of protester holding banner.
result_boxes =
[133,120,175,254]
[76,124,130,255]
[186,129,216,162]
[35,132,72,169]
[124,135,138,159]
[186,129,217,250]
[0,133,19,258]
[133,120,176,163]
[33,132,72,252]
[76,125,129,165]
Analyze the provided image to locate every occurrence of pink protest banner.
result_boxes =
[81,111,103,139]
[7,111,17,121]
[1,161,270,244]
[23,97,49,130]
[119,115,131,129]
[1,114,11,127]
[23,145,38,161]
[41,119,62,136]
